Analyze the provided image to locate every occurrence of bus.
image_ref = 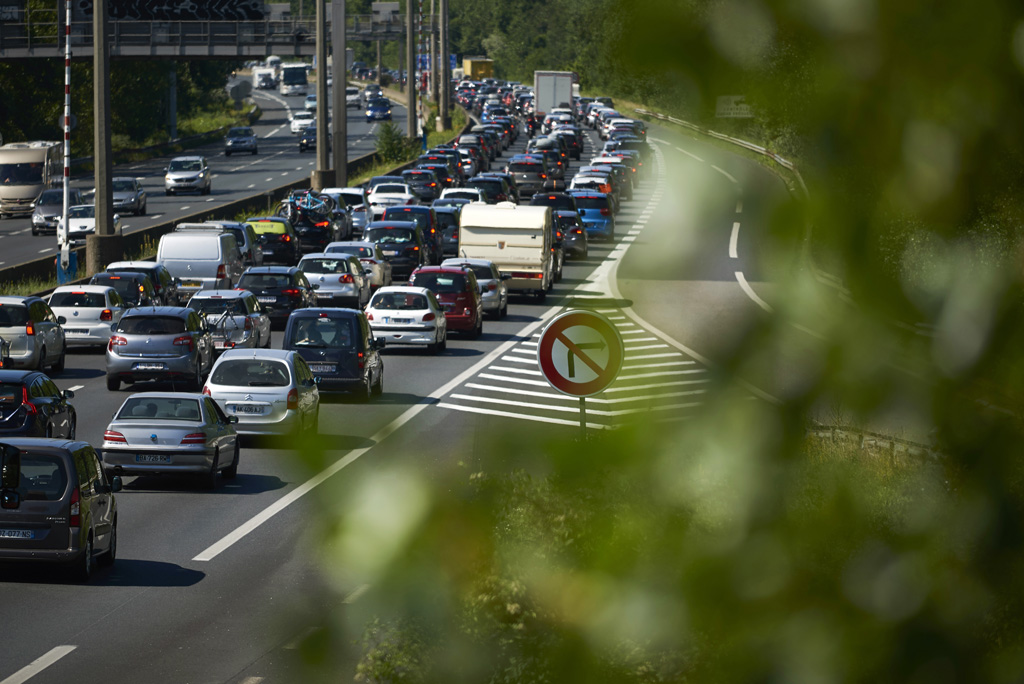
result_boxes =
[279,63,309,96]
[0,141,61,219]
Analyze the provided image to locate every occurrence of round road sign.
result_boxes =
[537,309,625,397]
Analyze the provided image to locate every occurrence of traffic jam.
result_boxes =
[0,71,655,581]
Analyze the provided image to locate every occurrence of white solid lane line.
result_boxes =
[712,164,739,185]
[736,200,743,213]
[67,385,84,392]
[0,645,77,684]
[734,271,774,313]
[38,248,54,254]
[193,301,563,563]
[729,221,741,259]
[675,146,704,162]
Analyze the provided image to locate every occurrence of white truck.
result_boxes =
[533,70,575,118]
[252,67,276,89]
[458,203,553,300]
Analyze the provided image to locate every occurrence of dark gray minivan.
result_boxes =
[0,439,121,581]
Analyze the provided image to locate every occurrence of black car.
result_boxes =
[362,221,426,282]
[529,192,578,215]
[435,205,462,257]
[298,125,330,153]
[554,209,588,259]
[292,211,341,254]
[477,171,521,204]
[401,168,443,201]
[245,216,303,265]
[0,370,76,438]
[282,308,385,397]
[88,271,158,308]
[106,261,179,306]
[235,266,316,327]
[467,176,512,204]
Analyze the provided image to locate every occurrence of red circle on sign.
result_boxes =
[537,311,624,397]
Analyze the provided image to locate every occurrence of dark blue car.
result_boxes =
[282,308,385,397]
[366,98,392,123]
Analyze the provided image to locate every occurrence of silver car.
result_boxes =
[324,187,370,235]
[441,258,510,318]
[0,296,67,372]
[47,285,127,349]
[299,253,372,309]
[164,156,211,196]
[111,176,147,216]
[101,392,240,488]
[186,289,272,352]
[105,307,214,392]
[204,349,320,436]
[224,126,258,156]
[325,241,393,290]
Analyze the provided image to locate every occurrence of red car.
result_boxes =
[408,265,483,338]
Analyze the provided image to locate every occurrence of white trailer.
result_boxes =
[533,70,575,117]
[458,202,553,299]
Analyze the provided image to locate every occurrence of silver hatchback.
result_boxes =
[105,307,214,392]
[299,253,372,309]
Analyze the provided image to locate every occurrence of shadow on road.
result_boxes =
[0,559,204,587]
[121,471,288,495]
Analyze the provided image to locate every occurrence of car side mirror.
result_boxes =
[312,283,320,290]
[374,337,386,350]
[501,273,512,281]
[63,389,75,399]
[228,415,239,424]
[57,315,67,324]
[110,475,123,493]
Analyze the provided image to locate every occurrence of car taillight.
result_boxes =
[216,264,227,280]
[280,234,292,242]
[487,282,497,292]
[108,335,127,352]
[173,335,194,352]
[282,288,302,298]
[25,321,34,336]
[599,184,610,193]
[600,208,611,216]
[337,274,354,284]
[100,309,113,321]
[315,221,329,228]
[423,312,435,321]
[540,174,547,179]
[244,317,253,330]
[69,487,80,526]
[573,228,584,235]
[21,386,37,415]
[357,351,364,369]
[180,433,206,445]
[202,386,211,396]
[354,206,365,212]
[286,388,298,410]
[103,430,127,443]
[366,312,374,321]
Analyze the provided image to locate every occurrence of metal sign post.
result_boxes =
[537,310,625,439]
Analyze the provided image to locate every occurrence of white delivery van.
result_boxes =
[156,231,244,303]
[458,202,552,300]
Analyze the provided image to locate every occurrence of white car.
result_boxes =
[204,349,320,436]
[457,148,479,177]
[185,289,272,352]
[365,286,447,353]
[47,285,127,348]
[290,111,315,134]
[325,241,393,290]
[367,183,417,220]
[58,204,122,245]
[440,187,486,203]
[345,86,362,109]
[304,94,317,111]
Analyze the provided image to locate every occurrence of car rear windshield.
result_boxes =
[188,298,246,316]
[410,272,466,293]
[383,211,428,231]
[436,213,458,231]
[364,227,414,244]
[299,258,353,274]
[509,163,542,173]
[247,220,288,235]
[49,291,106,308]
[117,397,202,421]
[531,196,575,210]
[328,245,372,258]
[338,192,363,207]
[373,184,407,195]
[287,317,356,348]
[0,305,29,326]
[574,196,609,209]
[15,452,68,502]
[115,316,185,335]
[0,383,24,404]
[91,276,143,302]
[238,273,292,290]
[371,292,428,310]
[37,189,63,204]
[211,359,291,387]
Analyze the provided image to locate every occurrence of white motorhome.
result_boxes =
[458,202,552,300]
[0,141,61,218]
[279,62,310,96]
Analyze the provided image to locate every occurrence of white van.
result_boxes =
[457,202,552,300]
[156,231,244,304]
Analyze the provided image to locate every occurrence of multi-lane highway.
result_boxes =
[0,105,793,683]
[0,85,405,270]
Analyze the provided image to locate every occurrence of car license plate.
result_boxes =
[0,529,32,539]
[231,404,264,414]
[257,296,276,303]
[309,364,335,373]
[134,363,165,371]
[392,317,412,324]
[135,454,171,464]
[383,250,399,256]
[181,279,202,288]
[64,329,88,335]
[316,293,333,299]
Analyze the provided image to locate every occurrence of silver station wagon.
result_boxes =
[105,307,214,392]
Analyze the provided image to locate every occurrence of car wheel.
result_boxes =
[438,333,447,352]
[68,416,76,440]
[470,316,483,339]
[372,368,384,397]
[190,364,203,392]
[106,375,120,391]
[202,450,219,490]
[311,407,320,433]
[223,443,239,479]
[36,346,47,371]
[165,190,172,196]
[74,535,93,582]
[52,345,66,374]
[225,150,232,157]
[31,226,38,236]
[98,521,116,567]
[44,423,52,438]
[139,202,146,216]
[253,147,258,155]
